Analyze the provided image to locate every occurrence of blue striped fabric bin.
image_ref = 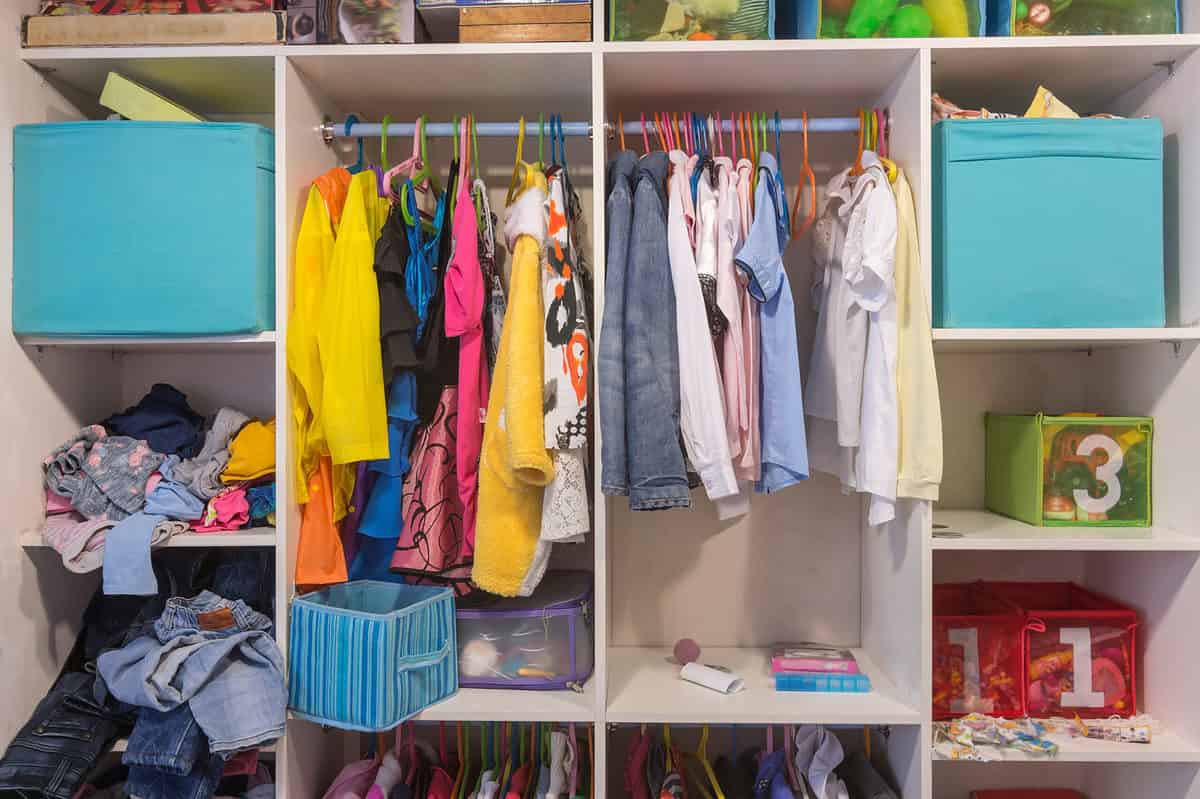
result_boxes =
[288,581,457,732]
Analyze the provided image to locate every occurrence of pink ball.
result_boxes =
[674,638,701,665]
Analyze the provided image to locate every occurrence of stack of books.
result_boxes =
[771,643,872,693]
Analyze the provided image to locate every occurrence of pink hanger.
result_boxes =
[685,112,694,156]
[384,116,423,200]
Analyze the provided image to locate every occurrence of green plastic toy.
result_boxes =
[844,0,898,36]
[885,3,933,35]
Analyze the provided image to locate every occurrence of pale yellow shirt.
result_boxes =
[892,169,943,500]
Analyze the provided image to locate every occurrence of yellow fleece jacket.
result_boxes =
[473,172,556,597]
[318,171,391,468]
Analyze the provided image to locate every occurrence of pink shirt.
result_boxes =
[444,124,489,554]
[735,158,762,482]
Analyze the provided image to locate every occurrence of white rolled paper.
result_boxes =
[680,662,745,694]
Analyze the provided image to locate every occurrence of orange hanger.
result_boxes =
[672,112,681,152]
[640,113,650,155]
[791,111,817,239]
[618,112,626,152]
[850,109,866,176]
[654,112,668,151]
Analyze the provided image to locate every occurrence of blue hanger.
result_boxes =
[344,114,364,175]
[774,111,789,232]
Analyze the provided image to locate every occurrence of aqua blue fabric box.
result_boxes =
[13,122,274,336]
[933,118,1164,329]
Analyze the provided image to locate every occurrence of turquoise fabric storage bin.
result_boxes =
[933,118,1164,329]
[13,122,274,336]
[288,581,458,732]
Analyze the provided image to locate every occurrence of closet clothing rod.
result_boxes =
[320,116,864,142]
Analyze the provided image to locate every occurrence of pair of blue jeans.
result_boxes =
[0,672,128,799]
[621,152,690,510]
[98,591,285,756]
[124,705,226,799]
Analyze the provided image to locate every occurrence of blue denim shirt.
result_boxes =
[624,152,690,510]
[735,152,809,493]
[599,150,637,496]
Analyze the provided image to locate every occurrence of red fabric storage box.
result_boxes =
[933,582,1026,719]
[982,582,1138,718]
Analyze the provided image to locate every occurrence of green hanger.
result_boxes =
[455,722,471,799]
[380,114,392,171]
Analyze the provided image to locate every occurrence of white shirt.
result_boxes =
[667,150,738,503]
[805,154,899,526]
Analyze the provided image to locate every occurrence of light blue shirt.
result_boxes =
[735,152,809,493]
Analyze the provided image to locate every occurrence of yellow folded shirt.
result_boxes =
[221,419,276,484]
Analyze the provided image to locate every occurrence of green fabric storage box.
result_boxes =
[985,413,1152,527]
[13,122,274,337]
[933,119,1164,329]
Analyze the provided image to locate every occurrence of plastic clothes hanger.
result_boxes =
[875,108,899,183]
[380,114,393,171]
[640,113,650,155]
[400,116,439,226]
[618,112,627,151]
[783,726,801,792]
[791,111,818,239]
[697,726,726,799]
[506,116,534,207]
[850,109,867,177]
[452,723,466,799]
[473,722,490,795]
[344,114,364,174]
[384,116,421,201]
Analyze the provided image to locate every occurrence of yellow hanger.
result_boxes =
[506,116,534,207]
[698,726,726,799]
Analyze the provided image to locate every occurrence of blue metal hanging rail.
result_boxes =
[320,115,864,143]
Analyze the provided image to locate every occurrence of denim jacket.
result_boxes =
[599,150,637,496]
[623,152,690,510]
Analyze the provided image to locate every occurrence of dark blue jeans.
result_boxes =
[0,672,128,799]
[124,706,227,799]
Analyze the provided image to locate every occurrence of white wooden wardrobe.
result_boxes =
[4,0,1200,794]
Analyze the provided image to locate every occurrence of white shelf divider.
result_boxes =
[21,526,277,549]
[606,646,922,726]
[932,510,1200,552]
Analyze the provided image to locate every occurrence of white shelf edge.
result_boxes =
[932,728,1200,763]
[21,526,277,549]
[16,332,277,350]
[932,510,1200,551]
[19,33,1200,65]
[933,326,1200,352]
[411,685,597,723]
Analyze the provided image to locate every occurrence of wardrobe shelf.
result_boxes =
[932,327,1200,352]
[20,527,277,549]
[605,647,921,725]
[18,50,275,115]
[932,510,1200,552]
[16,333,277,352]
[932,728,1200,763]
[410,685,596,723]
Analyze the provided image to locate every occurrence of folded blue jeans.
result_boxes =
[97,591,285,755]
[124,705,227,799]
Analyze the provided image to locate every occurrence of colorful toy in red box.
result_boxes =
[983,581,1139,719]
[932,583,1025,720]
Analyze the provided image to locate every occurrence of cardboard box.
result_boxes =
[24,10,284,45]
[458,3,589,41]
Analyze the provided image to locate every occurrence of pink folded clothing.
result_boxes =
[41,513,188,573]
[190,487,250,533]
[45,488,75,516]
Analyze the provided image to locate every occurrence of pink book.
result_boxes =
[771,644,860,674]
